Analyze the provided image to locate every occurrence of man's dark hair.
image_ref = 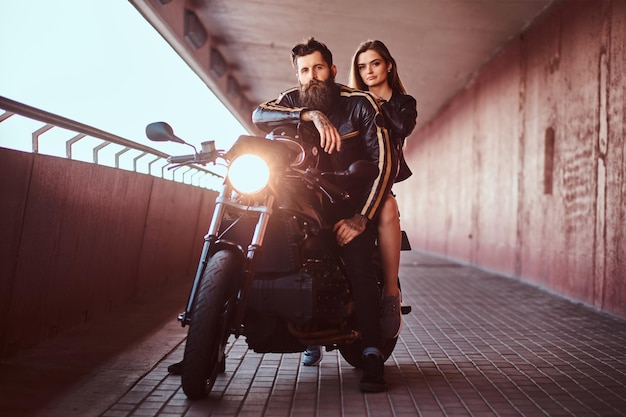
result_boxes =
[291,37,333,68]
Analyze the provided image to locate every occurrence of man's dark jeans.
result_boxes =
[339,222,382,351]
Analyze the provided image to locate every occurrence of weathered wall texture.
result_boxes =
[0,148,217,359]
[396,0,626,318]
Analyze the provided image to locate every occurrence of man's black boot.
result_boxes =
[359,354,387,392]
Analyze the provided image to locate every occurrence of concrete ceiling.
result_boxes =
[131,0,556,135]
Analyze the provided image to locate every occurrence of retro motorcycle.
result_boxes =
[146,122,410,400]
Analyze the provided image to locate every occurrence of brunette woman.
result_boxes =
[350,39,417,339]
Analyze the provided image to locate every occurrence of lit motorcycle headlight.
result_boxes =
[227,154,270,194]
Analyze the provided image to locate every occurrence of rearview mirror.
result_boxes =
[146,122,185,144]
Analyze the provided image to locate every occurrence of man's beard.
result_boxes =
[299,77,338,114]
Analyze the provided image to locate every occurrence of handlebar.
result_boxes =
[166,150,220,166]
[167,154,197,164]
[301,168,350,202]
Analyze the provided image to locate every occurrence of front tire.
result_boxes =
[181,250,241,400]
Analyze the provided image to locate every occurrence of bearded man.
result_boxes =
[252,37,396,393]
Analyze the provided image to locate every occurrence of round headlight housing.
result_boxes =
[227,154,270,195]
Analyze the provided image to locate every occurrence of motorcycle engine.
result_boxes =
[243,229,353,353]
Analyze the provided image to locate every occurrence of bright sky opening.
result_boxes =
[0,0,248,164]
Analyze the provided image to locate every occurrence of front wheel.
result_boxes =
[181,250,241,400]
[339,337,398,369]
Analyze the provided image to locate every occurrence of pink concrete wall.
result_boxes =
[0,148,217,358]
[395,0,626,318]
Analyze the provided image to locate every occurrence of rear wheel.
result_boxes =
[181,250,240,400]
[339,337,398,368]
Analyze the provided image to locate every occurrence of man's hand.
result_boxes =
[301,110,341,154]
[333,214,368,246]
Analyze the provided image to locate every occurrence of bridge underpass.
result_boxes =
[1,94,625,417]
[1,0,626,416]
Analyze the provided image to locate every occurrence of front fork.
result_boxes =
[178,185,275,339]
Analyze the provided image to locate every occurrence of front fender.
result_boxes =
[209,240,246,265]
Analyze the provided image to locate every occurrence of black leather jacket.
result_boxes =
[252,84,395,222]
[380,93,417,182]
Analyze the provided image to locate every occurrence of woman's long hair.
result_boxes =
[349,40,407,95]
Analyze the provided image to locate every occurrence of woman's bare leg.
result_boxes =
[378,194,402,338]
[378,194,401,297]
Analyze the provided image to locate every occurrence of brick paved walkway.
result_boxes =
[3,251,626,416]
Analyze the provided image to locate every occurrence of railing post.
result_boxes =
[32,124,54,153]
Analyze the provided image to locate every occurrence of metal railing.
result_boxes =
[0,95,223,189]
